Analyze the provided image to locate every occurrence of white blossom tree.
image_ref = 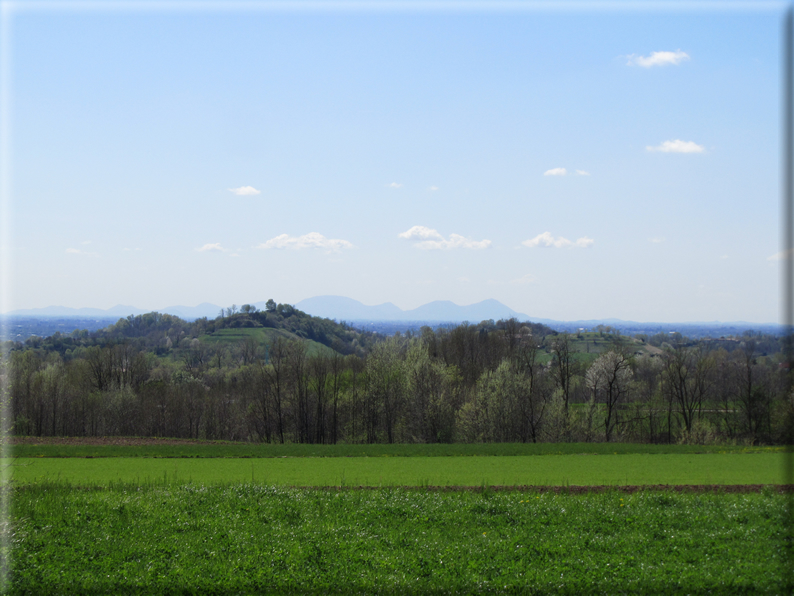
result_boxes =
[586,350,633,442]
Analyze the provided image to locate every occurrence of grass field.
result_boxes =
[7,453,786,487]
[10,439,783,458]
[8,442,790,593]
[200,327,335,356]
[9,484,786,594]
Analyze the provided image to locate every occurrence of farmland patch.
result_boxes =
[6,453,784,487]
[9,485,785,594]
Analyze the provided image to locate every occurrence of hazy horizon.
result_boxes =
[2,3,785,326]
[2,294,782,325]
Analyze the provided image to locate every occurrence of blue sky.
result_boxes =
[2,2,786,323]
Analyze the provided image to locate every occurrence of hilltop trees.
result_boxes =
[4,309,791,445]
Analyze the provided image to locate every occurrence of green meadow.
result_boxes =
[7,453,785,487]
[10,484,786,594]
[8,444,791,593]
[200,327,334,356]
[10,441,782,459]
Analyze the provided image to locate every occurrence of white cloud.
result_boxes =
[543,168,590,176]
[524,232,564,248]
[646,139,705,153]
[543,167,567,176]
[398,225,443,240]
[522,232,594,249]
[429,186,439,191]
[196,243,225,252]
[627,50,690,68]
[649,237,666,244]
[573,237,594,248]
[80,240,91,245]
[458,276,471,283]
[398,226,490,250]
[768,249,792,261]
[388,182,403,188]
[229,186,261,196]
[510,274,537,285]
[257,232,354,252]
[420,234,491,250]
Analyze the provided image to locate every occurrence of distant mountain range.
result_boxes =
[4,297,533,323]
[5,305,146,318]
[294,296,533,322]
[3,297,781,334]
[292,297,782,336]
[3,297,534,323]
[6,302,227,320]
[4,303,224,320]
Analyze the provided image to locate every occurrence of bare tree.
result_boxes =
[734,339,772,442]
[586,349,633,442]
[514,330,548,442]
[551,333,575,416]
[661,342,713,435]
[329,353,344,444]
[261,336,288,443]
[183,339,209,377]
[246,363,272,443]
[500,318,521,358]
[239,336,259,366]
[310,354,329,443]
[288,341,310,443]
[632,354,663,442]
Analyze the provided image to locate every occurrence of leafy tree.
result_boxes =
[365,336,405,443]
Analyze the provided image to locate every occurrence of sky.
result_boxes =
[0,1,787,323]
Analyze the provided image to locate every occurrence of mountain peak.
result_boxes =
[295,296,530,322]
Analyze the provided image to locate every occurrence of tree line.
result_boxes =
[3,308,792,444]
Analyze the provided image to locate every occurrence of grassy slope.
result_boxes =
[7,453,785,486]
[198,329,650,368]
[11,485,785,594]
[525,332,654,367]
[200,327,336,357]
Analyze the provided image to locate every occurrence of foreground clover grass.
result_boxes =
[7,483,787,594]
